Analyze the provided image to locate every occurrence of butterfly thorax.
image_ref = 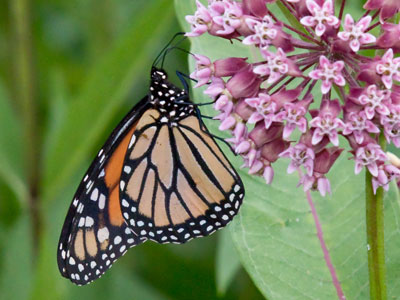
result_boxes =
[149,68,195,126]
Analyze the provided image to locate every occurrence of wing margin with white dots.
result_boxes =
[57,97,149,285]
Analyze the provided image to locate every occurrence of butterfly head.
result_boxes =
[150,67,168,82]
[149,67,193,124]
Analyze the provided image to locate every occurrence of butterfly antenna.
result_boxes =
[160,40,189,68]
[152,32,186,68]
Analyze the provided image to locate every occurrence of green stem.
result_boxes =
[365,134,387,300]
[10,0,41,256]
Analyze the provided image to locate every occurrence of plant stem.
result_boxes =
[365,134,387,300]
[10,0,41,256]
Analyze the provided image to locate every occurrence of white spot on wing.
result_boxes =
[90,188,99,201]
[78,217,85,227]
[97,227,109,243]
[85,216,94,227]
[98,194,106,209]
[128,135,136,149]
[114,236,122,245]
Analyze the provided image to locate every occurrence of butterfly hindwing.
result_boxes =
[57,98,149,285]
[119,70,245,244]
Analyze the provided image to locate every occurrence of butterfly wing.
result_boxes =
[57,97,149,285]
[119,108,244,244]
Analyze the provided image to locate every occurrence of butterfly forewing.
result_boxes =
[57,98,149,285]
[119,69,245,244]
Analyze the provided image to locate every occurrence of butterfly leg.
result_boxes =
[194,107,237,155]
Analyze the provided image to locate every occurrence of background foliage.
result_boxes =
[1,0,400,299]
[0,1,263,299]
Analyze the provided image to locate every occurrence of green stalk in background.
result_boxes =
[10,0,41,255]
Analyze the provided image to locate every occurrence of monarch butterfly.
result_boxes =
[57,40,245,285]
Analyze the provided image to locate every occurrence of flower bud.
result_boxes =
[249,122,283,147]
[214,57,249,77]
[260,138,290,162]
[314,147,343,174]
[226,69,261,98]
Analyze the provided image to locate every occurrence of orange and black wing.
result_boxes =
[119,69,245,244]
[57,97,149,285]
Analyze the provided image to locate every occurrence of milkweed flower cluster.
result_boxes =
[186,0,400,196]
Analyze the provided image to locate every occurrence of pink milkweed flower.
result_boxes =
[357,85,390,119]
[380,103,400,147]
[343,111,380,144]
[185,1,213,37]
[298,173,332,196]
[245,93,277,129]
[279,143,315,175]
[253,48,301,83]
[354,143,387,177]
[376,49,400,89]
[243,16,277,49]
[204,77,227,99]
[382,122,400,147]
[337,15,376,52]
[309,56,345,94]
[212,0,244,35]
[242,148,263,172]
[191,54,213,87]
[263,165,274,184]
[274,97,312,139]
[372,164,400,193]
[191,55,249,88]
[309,99,345,146]
[226,122,252,154]
[300,0,339,37]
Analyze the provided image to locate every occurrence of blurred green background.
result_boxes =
[0,0,264,299]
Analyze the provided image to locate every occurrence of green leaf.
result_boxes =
[174,2,400,299]
[0,81,27,204]
[42,0,176,202]
[108,267,169,300]
[0,215,33,300]
[216,230,241,296]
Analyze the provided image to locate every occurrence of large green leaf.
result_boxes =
[174,1,400,299]
[42,0,176,202]
[215,230,241,296]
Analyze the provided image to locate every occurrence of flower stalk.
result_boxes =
[365,134,387,300]
[366,170,387,300]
